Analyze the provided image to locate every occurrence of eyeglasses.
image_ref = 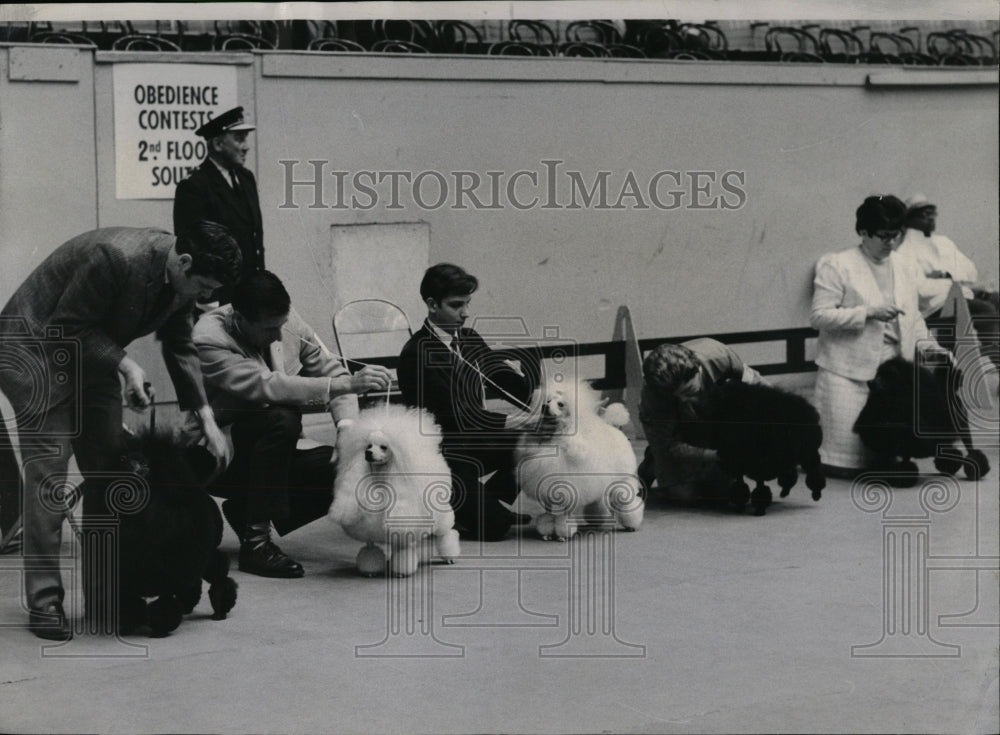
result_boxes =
[873,230,901,242]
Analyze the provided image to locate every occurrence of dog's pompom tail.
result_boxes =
[601,402,630,428]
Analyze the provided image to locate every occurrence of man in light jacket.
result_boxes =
[191,271,391,577]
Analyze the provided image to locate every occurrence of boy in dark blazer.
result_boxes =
[397,264,538,541]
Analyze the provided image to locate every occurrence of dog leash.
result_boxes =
[283,328,530,413]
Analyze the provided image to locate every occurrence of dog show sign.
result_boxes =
[112,63,237,199]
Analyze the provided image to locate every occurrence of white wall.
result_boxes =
[2,46,998,402]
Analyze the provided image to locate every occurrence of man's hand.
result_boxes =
[346,365,393,394]
[118,356,152,409]
[193,406,231,469]
[867,303,905,322]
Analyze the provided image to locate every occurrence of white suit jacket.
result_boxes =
[897,229,979,316]
[810,246,932,382]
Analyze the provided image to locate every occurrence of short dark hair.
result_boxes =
[642,343,701,394]
[231,270,291,322]
[419,263,479,303]
[855,195,906,235]
[175,221,242,285]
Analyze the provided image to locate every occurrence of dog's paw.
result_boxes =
[118,596,148,636]
[209,578,238,620]
[389,545,420,577]
[147,596,183,637]
[750,484,772,516]
[934,454,963,477]
[729,480,750,507]
[964,449,991,481]
[178,582,202,615]
[357,544,387,576]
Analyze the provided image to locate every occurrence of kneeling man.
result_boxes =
[638,339,765,503]
[191,271,391,576]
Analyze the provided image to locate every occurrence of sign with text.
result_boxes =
[113,63,237,199]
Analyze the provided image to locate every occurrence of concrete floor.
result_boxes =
[1,377,998,734]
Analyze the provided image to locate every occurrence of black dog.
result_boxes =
[685,380,825,516]
[84,428,237,637]
[854,356,990,484]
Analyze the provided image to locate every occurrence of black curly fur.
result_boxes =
[687,380,825,515]
[854,357,990,480]
[93,429,237,636]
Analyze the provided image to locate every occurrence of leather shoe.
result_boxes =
[29,602,73,641]
[238,540,304,578]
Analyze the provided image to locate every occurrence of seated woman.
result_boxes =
[810,194,941,478]
[638,339,764,503]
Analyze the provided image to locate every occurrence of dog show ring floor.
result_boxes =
[1,386,998,734]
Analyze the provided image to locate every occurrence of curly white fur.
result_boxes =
[515,379,644,541]
[329,405,459,576]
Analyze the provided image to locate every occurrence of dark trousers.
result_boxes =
[443,435,519,538]
[0,407,22,539]
[929,295,1000,367]
[210,407,334,536]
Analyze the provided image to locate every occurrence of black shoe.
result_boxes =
[221,500,245,543]
[238,540,304,578]
[0,524,22,555]
[29,602,73,641]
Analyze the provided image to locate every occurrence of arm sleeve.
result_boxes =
[293,322,360,423]
[810,256,868,333]
[196,337,331,407]
[156,307,208,410]
[50,245,127,373]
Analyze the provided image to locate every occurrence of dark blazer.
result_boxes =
[0,227,208,412]
[397,324,534,447]
[174,160,264,276]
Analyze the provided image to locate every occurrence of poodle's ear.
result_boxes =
[185,445,218,484]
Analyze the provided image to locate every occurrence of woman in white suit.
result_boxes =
[810,195,939,473]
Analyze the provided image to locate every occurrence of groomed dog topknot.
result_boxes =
[336,404,444,478]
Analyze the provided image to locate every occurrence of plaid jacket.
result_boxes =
[0,227,207,411]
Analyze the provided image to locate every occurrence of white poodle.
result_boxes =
[329,405,460,576]
[515,379,644,541]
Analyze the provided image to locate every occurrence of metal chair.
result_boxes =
[112,35,181,51]
[332,299,414,396]
[488,41,553,57]
[371,39,429,54]
[308,38,367,52]
[434,20,483,54]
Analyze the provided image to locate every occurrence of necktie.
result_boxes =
[229,170,240,192]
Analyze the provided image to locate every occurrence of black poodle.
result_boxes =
[854,356,990,485]
[85,428,237,637]
[686,380,826,516]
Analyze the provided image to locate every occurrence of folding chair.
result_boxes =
[332,299,414,401]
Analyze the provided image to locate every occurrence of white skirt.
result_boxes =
[814,367,874,470]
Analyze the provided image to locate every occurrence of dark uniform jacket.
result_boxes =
[174,160,264,277]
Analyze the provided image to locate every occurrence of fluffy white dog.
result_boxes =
[515,379,644,541]
[329,405,460,576]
